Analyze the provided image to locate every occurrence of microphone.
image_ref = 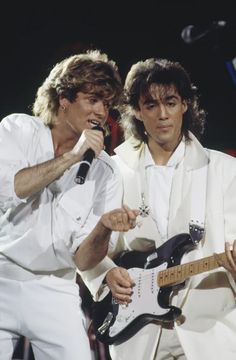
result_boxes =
[181,20,226,44]
[74,125,104,185]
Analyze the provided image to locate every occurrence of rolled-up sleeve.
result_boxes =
[54,159,123,255]
[76,161,123,299]
[72,161,123,252]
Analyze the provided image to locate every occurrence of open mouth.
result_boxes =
[88,119,101,127]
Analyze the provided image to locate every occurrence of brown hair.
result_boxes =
[32,49,123,126]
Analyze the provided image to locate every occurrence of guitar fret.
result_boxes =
[158,252,228,287]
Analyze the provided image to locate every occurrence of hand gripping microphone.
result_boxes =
[74,125,105,185]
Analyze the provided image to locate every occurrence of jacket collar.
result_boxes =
[114,132,209,171]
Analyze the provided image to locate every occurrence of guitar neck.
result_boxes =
[158,252,228,287]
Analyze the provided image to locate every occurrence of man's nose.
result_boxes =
[94,101,108,118]
[159,104,168,119]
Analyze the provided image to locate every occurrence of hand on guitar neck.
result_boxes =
[216,241,236,281]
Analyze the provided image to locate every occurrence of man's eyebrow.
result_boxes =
[142,97,157,105]
[165,94,179,100]
[142,95,180,107]
[86,92,97,96]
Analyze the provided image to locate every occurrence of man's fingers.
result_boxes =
[120,267,135,286]
[101,205,140,232]
[113,293,133,305]
[123,204,140,219]
[106,267,135,305]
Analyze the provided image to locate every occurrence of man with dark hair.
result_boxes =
[83,58,236,359]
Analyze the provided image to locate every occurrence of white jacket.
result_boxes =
[81,133,236,360]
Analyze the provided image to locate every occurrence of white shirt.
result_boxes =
[144,140,185,240]
[0,114,122,278]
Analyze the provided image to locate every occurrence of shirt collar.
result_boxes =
[144,137,186,168]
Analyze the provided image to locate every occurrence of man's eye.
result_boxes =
[146,103,155,109]
[89,98,97,103]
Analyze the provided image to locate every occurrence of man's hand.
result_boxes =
[71,128,104,159]
[224,240,236,280]
[216,240,236,280]
[106,267,135,305]
[100,205,139,232]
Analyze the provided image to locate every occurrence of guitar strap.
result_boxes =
[175,160,208,310]
[189,163,208,244]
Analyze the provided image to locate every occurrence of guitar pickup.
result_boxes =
[97,312,114,334]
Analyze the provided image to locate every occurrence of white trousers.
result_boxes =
[155,327,186,360]
[109,325,186,360]
[0,276,92,360]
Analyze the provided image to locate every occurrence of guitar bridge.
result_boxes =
[97,312,113,335]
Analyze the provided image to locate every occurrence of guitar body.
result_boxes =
[92,233,196,345]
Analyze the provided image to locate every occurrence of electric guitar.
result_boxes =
[92,233,229,345]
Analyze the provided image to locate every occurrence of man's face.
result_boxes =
[62,90,111,135]
[136,84,187,150]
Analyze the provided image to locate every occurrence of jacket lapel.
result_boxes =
[114,137,163,246]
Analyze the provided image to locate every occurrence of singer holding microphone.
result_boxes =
[0,49,139,360]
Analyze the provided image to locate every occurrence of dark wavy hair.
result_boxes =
[32,49,123,127]
[119,57,206,144]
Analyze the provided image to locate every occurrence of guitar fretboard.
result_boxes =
[158,252,228,286]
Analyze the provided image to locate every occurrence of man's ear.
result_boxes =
[59,96,70,108]
[134,109,143,122]
[182,100,188,114]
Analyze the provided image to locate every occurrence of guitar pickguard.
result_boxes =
[108,263,168,338]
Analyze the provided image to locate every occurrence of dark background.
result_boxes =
[2,2,236,359]
[1,0,236,151]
